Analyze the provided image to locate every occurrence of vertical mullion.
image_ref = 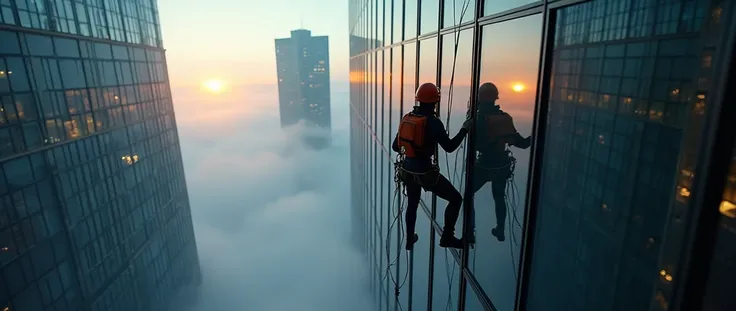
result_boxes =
[515,1,556,310]
[394,1,406,309]
[458,0,485,309]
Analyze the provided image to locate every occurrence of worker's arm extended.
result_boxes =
[433,118,467,153]
[507,115,531,149]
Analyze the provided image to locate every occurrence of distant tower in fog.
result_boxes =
[274,29,331,149]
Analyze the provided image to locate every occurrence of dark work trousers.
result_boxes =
[400,168,463,240]
[470,161,512,234]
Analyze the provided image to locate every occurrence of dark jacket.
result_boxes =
[392,105,468,172]
[475,104,531,166]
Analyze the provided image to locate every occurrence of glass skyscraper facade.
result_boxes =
[0,1,201,310]
[349,0,736,310]
[275,29,332,149]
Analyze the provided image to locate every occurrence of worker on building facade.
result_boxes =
[392,82,473,251]
[470,82,532,242]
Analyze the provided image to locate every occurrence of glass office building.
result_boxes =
[349,0,736,310]
[0,1,201,310]
[275,29,332,149]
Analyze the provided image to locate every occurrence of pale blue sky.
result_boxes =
[157,0,349,86]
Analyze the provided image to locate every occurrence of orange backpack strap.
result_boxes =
[397,113,428,158]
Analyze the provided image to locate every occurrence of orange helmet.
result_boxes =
[478,82,499,102]
[415,83,440,104]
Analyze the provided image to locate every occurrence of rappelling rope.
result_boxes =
[383,153,414,311]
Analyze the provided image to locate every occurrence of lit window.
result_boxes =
[712,7,723,24]
[64,120,81,138]
[702,55,713,68]
[719,200,736,218]
[659,269,673,282]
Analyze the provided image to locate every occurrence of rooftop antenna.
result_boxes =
[300,17,304,30]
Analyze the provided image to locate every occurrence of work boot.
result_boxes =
[439,230,463,249]
[491,227,505,242]
[406,233,419,251]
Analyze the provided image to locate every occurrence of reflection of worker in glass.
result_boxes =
[471,82,531,242]
[392,82,473,250]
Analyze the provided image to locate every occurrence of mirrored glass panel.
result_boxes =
[484,0,540,16]
[405,0,418,39]
[432,241,462,309]
[528,0,736,309]
[470,14,542,311]
[393,0,403,43]
[444,0,476,28]
[420,0,440,35]
[438,29,473,245]
[403,43,417,115]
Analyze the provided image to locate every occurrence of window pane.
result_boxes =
[405,0,417,39]
[420,0,439,35]
[402,43,416,114]
[527,0,735,310]
[6,57,30,92]
[444,0,476,28]
[94,43,112,59]
[484,0,540,16]
[466,285,488,311]
[0,59,9,93]
[437,27,473,248]
[410,204,431,310]
[15,93,38,121]
[0,31,20,54]
[377,0,384,45]
[4,156,33,188]
[25,34,54,57]
[59,59,86,89]
[0,128,13,157]
[392,0,402,43]
[53,37,79,58]
[112,45,129,60]
[432,241,461,309]
[470,15,541,311]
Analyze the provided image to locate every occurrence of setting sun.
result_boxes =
[203,79,225,94]
[512,82,526,93]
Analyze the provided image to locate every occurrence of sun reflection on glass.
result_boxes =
[512,82,526,93]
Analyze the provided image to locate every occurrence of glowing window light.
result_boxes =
[719,200,736,218]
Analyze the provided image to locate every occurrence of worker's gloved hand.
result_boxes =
[461,118,473,133]
[521,135,532,149]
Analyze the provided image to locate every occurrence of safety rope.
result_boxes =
[383,153,420,311]
[503,152,524,283]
